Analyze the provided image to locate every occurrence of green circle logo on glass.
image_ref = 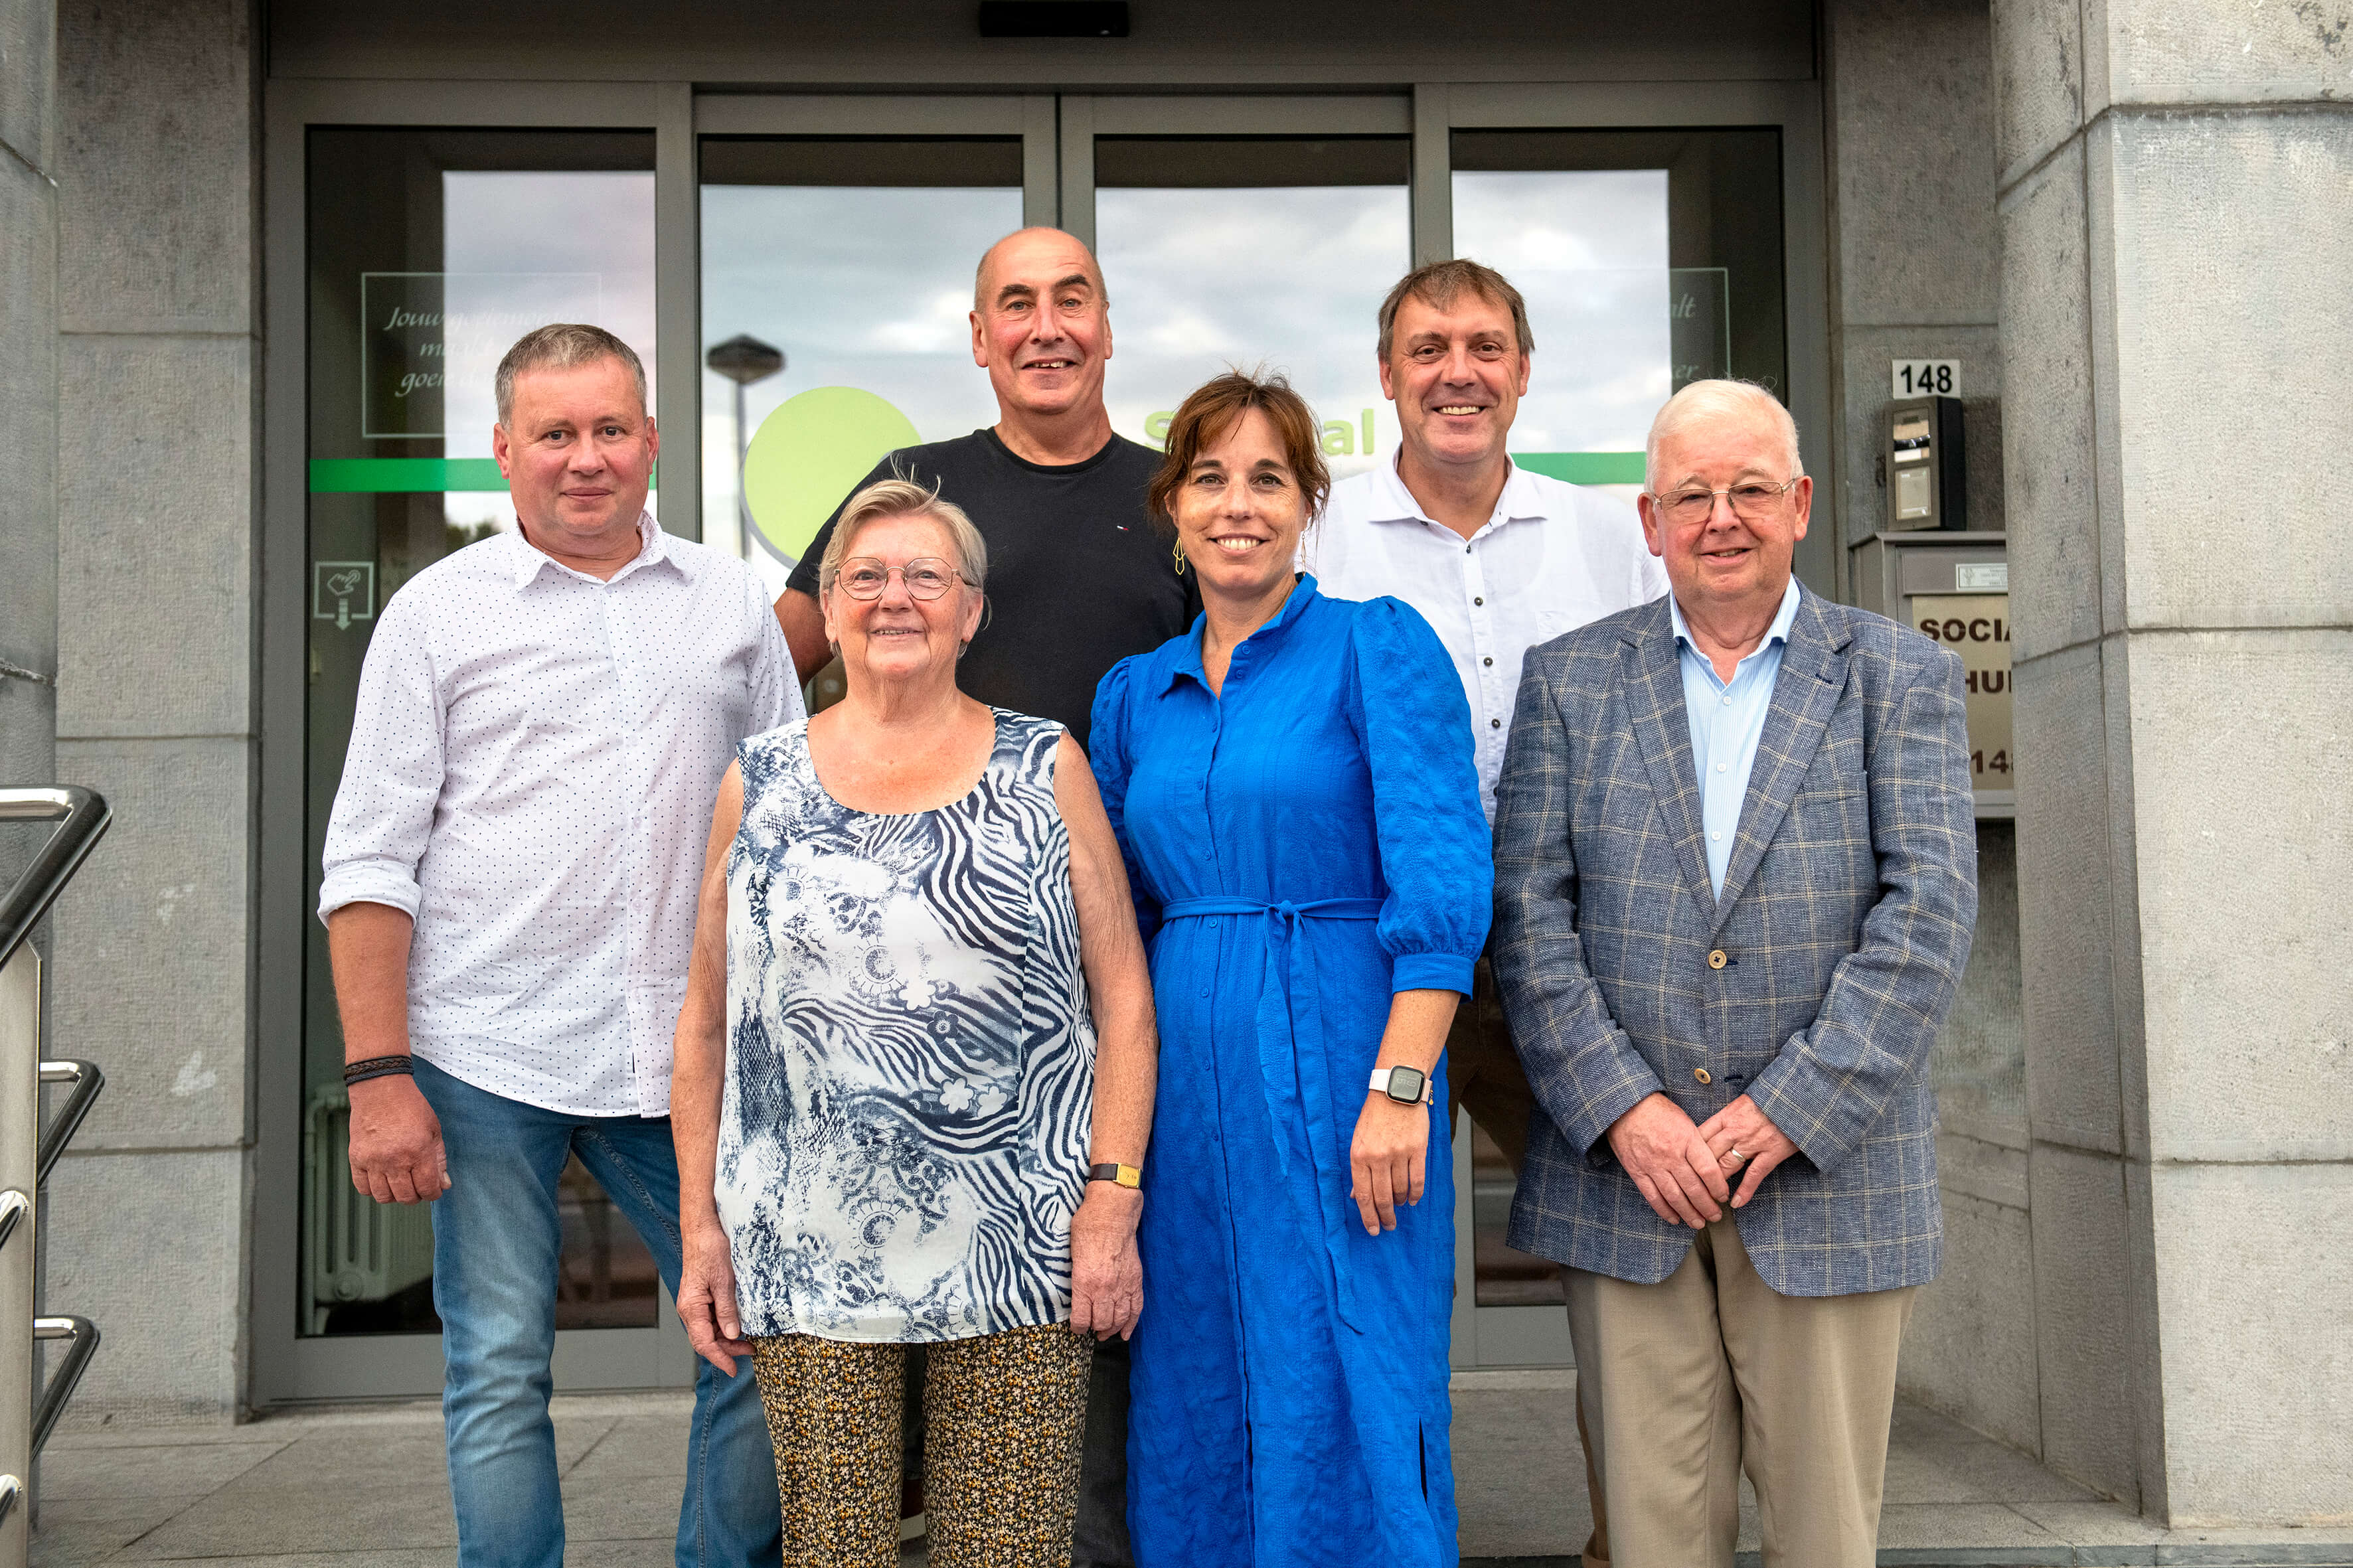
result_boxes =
[742,387,921,564]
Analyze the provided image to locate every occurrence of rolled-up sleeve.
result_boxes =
[318,595,445,922]
[1350,598,1490,996]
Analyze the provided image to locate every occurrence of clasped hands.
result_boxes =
[1604,1090,1799,1229]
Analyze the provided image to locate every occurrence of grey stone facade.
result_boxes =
[1996,0,2352,1526]
[3,0,2344,1531]
[0,0,60,898]
[41,0,260,1427]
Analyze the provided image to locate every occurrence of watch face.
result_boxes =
[1387,1066,1426,1103]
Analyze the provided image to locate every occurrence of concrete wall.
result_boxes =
[42,0,259,1426]
[0,0,60,882]
[1823,0,2038,1456]
[1996,0,2353,1526]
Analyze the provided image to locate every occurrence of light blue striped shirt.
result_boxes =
[1670,578,1804,898]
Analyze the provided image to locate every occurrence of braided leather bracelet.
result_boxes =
[343,1054,415,1087]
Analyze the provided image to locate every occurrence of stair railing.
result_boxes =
[0,787,112,1565]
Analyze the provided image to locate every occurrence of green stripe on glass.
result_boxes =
[1510,452,1648,485]
[308,459,660,493]
[309,458,509,492]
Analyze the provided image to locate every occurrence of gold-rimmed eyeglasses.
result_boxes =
[1649,477,1801,526]
[832,556,968,601]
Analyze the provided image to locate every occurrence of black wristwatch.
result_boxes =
[1370,1065,1433,1106]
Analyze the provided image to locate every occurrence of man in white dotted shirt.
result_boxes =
[1312,259,1668,1568]
[320,325,798,1568]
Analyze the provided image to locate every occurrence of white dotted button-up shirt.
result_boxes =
[319,512,802,1117]
[1315,453,1668,823]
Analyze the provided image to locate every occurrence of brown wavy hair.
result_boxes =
[1146,368,1333,532]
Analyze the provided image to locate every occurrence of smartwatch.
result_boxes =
[1370,1065,1433,1106]
[1086,1162,1142,1190]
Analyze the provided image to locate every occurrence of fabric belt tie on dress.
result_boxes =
[1158,896,1386,1332]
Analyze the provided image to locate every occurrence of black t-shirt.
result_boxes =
[786,428,1198,749]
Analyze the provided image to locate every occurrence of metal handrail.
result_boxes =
[33,1063,102,1189]
[27,1320,97,1458]
[0,787,112,1556]
[0,789,110,972]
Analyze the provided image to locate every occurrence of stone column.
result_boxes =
[1996,0,2352,1524]
[43,0,258,1424]
[0,0,59,842]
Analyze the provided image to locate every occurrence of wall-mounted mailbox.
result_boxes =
[1850,530,2010,819]
[1885,395,1967,532]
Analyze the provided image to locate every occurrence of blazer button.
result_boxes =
[1708,949,1728,969]
[1694,1067,1713,1085]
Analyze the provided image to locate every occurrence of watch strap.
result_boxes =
[1086,1162,1142,1190]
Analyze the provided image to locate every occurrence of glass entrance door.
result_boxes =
[298,129,675,1383]
[260,85,1817,1401]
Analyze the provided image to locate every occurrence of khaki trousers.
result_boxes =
[1565,1216,1916,1568]
[1445,957,1611,1566]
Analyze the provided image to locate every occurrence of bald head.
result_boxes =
[974,226,1107,312]
[968,226,1115,434]
[1644,379,1802,493]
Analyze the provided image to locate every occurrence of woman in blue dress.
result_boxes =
[1090,371,1491,1567]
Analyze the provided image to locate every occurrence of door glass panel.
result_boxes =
[301,127,661,1337]
[699,137,1024,599]
[1453,127,1787,497]
[1450,128,1787,1307]
[1093,136,1410,486]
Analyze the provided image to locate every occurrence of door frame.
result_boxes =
[254,74,1830,1401]
[254,77,701,1406]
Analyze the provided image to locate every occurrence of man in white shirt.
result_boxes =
[1313,259,1667,1567]
[321,325,797,1568]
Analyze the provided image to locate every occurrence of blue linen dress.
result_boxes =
[1089,577,1491,1568]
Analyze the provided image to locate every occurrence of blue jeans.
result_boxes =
[418,1058,782,1568]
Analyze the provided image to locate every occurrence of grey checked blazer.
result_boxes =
[1493,589,1975,1296]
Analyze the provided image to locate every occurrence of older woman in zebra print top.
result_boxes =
[669,478,1159,1564]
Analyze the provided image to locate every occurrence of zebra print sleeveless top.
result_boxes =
[716,709,1096,1342]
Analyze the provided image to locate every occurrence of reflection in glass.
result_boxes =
[302,129,661,1336]
[1451,168,1672,459]
[1093,137,1410,487]
[699,138,1023,596]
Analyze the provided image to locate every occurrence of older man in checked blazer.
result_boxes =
[1491,378,1976,1568]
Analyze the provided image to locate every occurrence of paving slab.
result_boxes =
[27,1494,205,1568]
[114,1482,458,1560]
[29,1388,2353,1567]
[36,1438,287,1501]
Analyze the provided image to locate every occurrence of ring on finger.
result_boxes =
[1726,1146,1749,1166]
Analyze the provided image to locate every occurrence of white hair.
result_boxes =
[1643,379,1803,492]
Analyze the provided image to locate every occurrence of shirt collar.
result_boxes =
[508,510,671,589]
[1160,573,1323,694]
[1364,448,1552,538]
[1669,576,1803,664]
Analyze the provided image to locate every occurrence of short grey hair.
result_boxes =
[819,477,989,599]
[495,323,647,427]
[1643,379,1804,492]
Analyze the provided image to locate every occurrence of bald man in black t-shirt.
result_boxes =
[773,226,1182,1568]
[775,228,1196,751]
